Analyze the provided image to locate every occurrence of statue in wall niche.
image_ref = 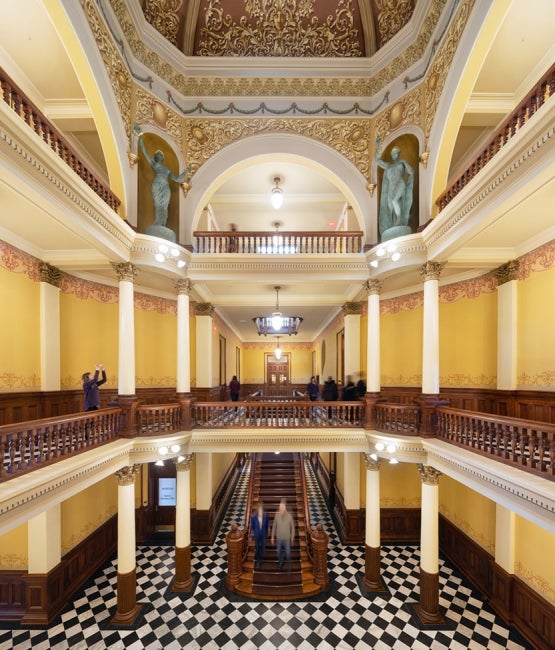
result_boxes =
[375,137,414,241]
[134,123,191,242]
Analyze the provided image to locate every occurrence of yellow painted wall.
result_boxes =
[380,306,423,386]
[135,307,177,387]
[514,514,555,605]
[0,267,40,390]
[0,522,28,569]
[439,476,496,554]
[212,452,236,495]
[439,292,497,387]
[359,461,421,508]
[61,475,118,555]
[517,265,555,389]
[60,293,118,389]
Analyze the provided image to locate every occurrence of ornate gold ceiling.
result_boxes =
[140,0,416,57]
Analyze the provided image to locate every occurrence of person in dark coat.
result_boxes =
[342,378,358,401]
[229,375,241,402]
[250,501,269,569]
[306,376,319,401]
[82,364,107,411]
[322,377,338,401]
[356,377,366,398]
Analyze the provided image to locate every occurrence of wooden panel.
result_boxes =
[0,571,26,620]
[512,576,555,650]
[380,508,421,542]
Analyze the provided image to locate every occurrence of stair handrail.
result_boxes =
[298,453,314,564]
[241,452,257,562]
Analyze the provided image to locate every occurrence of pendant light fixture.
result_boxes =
[270,176,283,210]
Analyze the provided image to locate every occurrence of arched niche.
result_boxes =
[181,133,373,245]
[375,133,420,242]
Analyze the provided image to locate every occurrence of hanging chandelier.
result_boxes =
[274,337,282,360]
[270,176,283,210]
[252,286,303,336]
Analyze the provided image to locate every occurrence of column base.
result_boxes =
[171,545,194,592]
[110,568,142,625]
[415,568,445,625]
[364,544,386,591]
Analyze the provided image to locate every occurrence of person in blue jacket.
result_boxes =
[250,501,269,569]
[82,364,107,411]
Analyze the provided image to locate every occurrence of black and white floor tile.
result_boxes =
[1,456,531,650]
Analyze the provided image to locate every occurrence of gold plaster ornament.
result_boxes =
[143,0,183,46]
[375,87,422,141]
[493,260,520,286]
[112,262,138,282]
[135,88,184,149]
[197,0,361,58]
[375,0,415,48]
[127,151,138,167]
[419,150,430,168]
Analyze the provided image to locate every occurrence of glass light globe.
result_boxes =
[272,313,283,331]
[376,247,385,257]
[271,188,283,210]
[389,458,399,464]
[274,346,282,360]
[170,444,180,453]
[155,253,165,263]
[170,248,180,257]
[159,244,169,254]
[387,244,396,254]
[375,442,385,451]
[177,260,186,268]
[391,252,401,262]
[370,260,379,268]
[159,446,168,455]
[386,443,396,454]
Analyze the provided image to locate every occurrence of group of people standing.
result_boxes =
[305,375,366,401]
[250,499,295,570]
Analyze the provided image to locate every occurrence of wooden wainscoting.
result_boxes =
[439,514,555,650]
[0,515,117,625]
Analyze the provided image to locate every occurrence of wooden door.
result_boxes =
[265,353,290,394]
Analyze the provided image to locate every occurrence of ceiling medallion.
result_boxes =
[253,286,303,336]
[197,0,362,57]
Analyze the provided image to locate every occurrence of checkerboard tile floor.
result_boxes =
[1,456,532,650]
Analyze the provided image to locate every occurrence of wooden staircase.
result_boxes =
[233,453,323,600]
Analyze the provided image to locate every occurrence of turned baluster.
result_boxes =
[0,437,5,478]
[536,432,546,472]
[27,429,36,467]
[526,429,538,469]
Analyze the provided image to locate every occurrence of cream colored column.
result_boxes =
[195,303,215,389]
[175,279,192,394]
[343,452,361,510]
[39,263,62,391]
[416,464,444,624]
[111,464,141,625]
[363,454,385,591]
[493,261,519,390]
[28,504,61,573]
[195,452,213,511]
[342,302,363,381]
[420,262,444,395]
[495,503,516,573]
[173,454,194,591]
[112,263,137,396]
[365,280,382,393]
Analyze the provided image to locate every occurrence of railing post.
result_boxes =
[117,396,140,438]
[414,396,449,437]
[225,523,244,590]
[177,394,194,430]
[311,523,329,589]
[363,393,382,429]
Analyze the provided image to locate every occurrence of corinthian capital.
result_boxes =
[417,464,442,485]
[364,279,382,296]
[39,262,63,288]
[111,262,138,282]
[175,279,192,295]
[175,454,193,471]
[342,301,363,315]
[493,260,519,286]
[419,261,444,281]
[115,464,140,485]
[363,453,382,471]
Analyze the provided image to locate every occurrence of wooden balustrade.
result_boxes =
[435,407,555,481]
[136,403,182,435]
[375,403,420,435]
[193,230,364,254]
[0,408,120,481]
[436,62,554,211]
[193,401,364,428]
[0,67,120,213]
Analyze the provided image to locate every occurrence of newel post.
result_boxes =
[415,396,450,437]
[178,395,194,430]
[117,395,140,438]
[225,523,244,590]
[311,524,329,589]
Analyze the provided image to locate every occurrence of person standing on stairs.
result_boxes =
[250,501,269,569]
[271,499,295,571]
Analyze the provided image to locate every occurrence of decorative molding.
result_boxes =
[242,341,314,351]
[380,496,421,507]
[439,374,496,388]
[135,376,177,387]
[134,292,176,314]
[381,291,423,315]
[194,302,215,316]
[0,373,41,390]
[0,553,27,569]
[175,454,193,472]
[135,87,183,149]
[420,260,444,280]
[364,279,382,296]
[375,87,422,140]
[375,0,415,48]
[111,262,138,282]
[516,371,555,389]
[115,464,140,485]
[342,301,363,315]
[363,453,381,471]
[381,373,422,386]
[517,239,555,281]
[493,260,520,286]
[438,273,497,302]
[439,507,495,554]
[197,0,362,58]
[515,561,555,606]
[60,275,119,303]
[143,0,183,46]
[184,117,372,181]
[417,463,442,485]
[39,262,63,288]
[175,278,192,295]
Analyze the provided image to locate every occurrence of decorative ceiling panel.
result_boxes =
[141,0,188,48]
[370,0,416,49]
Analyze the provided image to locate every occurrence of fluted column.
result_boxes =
[172,454,194,592]
[39,263,63,390]
[111,464,141,625]
[175,279,192,395]
[420,262,444,395]
[416,464,444,624]
[493,261,519,390]
[195,303,215,389]
[365,280,382,394]
[342,301,363,381]
[112,263,137,396]
[363,454,385,591]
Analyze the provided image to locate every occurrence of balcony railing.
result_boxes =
[193,230,364,254]
[436,62,555,212]
[1,397,553,484]
[0,67,121,213]
[435,407,555,481]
